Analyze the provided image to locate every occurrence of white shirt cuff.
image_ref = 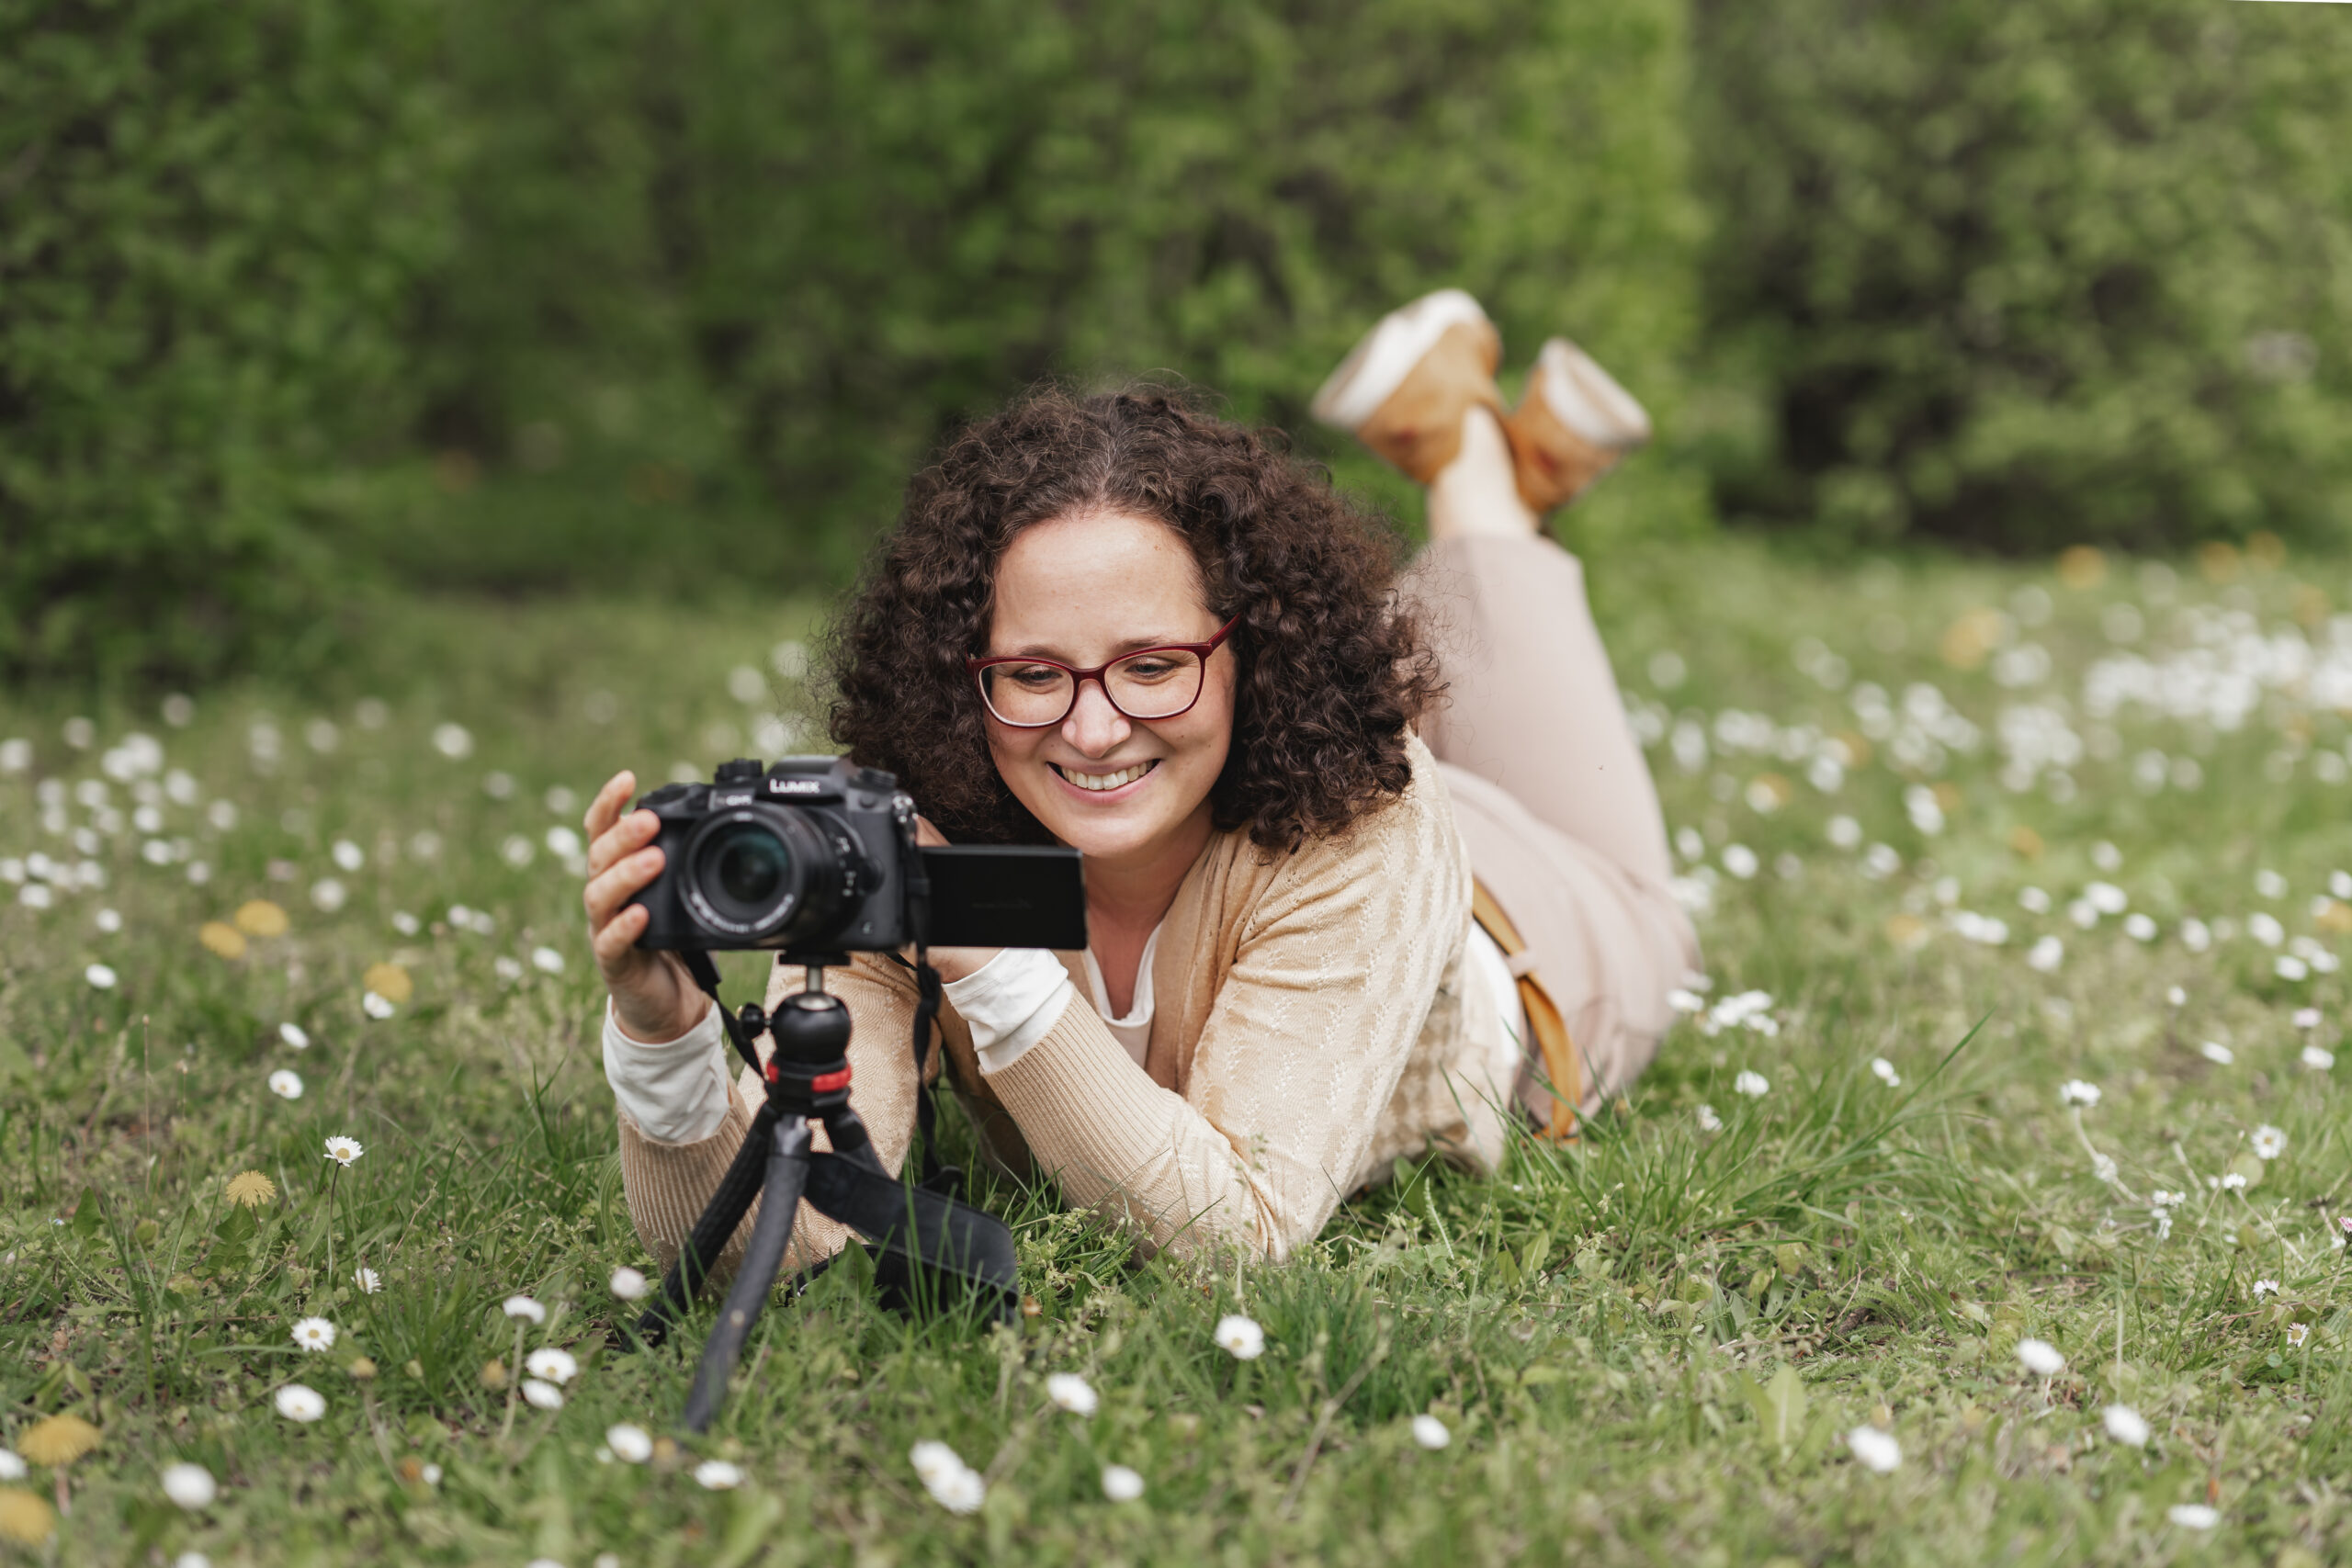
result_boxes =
[602,997,735,1145]
[942,947,1076,1076]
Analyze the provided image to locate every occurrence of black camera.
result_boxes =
[629,755,1086,953]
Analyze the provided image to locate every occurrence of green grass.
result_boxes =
[4,537,2350,1565]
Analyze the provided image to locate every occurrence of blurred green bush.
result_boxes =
[15,0,2352,684]
[401,0,1702,585]
[1692,0,2352,550]
[0,0,459,683]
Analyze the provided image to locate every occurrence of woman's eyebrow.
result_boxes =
[995,631,1195,659]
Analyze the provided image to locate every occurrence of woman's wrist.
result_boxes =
[922,945,1003,986]
[609,992,712,1046]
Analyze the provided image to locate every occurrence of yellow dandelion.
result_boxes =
[1938,606,2003,671]
[0,1489,54,1543]
[198,921,248,960]
[17,1414,101,1467]
[2055,545,2106,590]
[224,1170,277,1209]
[233,899,289,938]
[361,962,413,1005]
[2007,825,2044,860]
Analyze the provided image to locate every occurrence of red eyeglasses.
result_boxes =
[966,616,1240,728]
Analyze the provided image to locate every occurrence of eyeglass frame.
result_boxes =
[964,615,1242,729]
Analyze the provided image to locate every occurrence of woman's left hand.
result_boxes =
[911,816,1001,984]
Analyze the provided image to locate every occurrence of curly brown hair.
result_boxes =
[825,386,1442,852]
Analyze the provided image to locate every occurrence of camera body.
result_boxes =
[630,755,1087,953]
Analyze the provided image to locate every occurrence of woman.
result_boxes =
[581,288,1696,1271]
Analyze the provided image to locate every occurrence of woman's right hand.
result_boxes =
[582,770,709,1043]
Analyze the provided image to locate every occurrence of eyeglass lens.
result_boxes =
[978,649,1206,726]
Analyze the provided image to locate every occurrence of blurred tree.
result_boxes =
[415,0,1702,581]
[0,0,459,682]
[1693,0,2352,550]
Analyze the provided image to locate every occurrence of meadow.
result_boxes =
[2,534,2348,1566]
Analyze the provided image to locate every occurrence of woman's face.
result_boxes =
[980,509,1235,869]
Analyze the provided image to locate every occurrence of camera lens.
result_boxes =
[710,822,789,907]
[682,807,819,940]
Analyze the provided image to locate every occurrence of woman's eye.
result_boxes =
[1119,659,1179,681]
[1006,666,1064,689]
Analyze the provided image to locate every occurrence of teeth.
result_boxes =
[1059,761,1154,792]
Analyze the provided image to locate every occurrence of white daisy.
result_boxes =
[267,1069,304,1100]
[1734,1070,1770,1098]
[322,1135,364,1167]
[2251,1125,2287,1160]
[2102,1404,2149,1447]
[2058,1080,2100,1107]
[1214,1314,1265,1360]
[1410,1414,1451,1450]
[362,991,395,1020]
[503,1294,547,1324]
[2304,1045,2337,1071]
[530,945,565,974]
[291,1317,336,1352]
[161,1461,217,1509]
[521,1379,563,1410]
[1045,1372,1097,1416]
[86,963,119,989]
[1100,1463,1146,1502]
[0,1451,24,1481]
[1695,1104,1724,1133]
[2288,1322,2309,1348]
[2015,1338,2064,1376]
[1847,1426,1900,1473]
[606,1424,653,1463]
[2253,1280,2279,1299]
[353,1267,382,1293]
[274,1383,326,1422]
[279,1022,311,1049]
[695,1460,743,1490]
[2167,1504,2220,1530]
[610,1267,650,1301]
[525,1348,578,1385]
[1870,1057,1901,1087]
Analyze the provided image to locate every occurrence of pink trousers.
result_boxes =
[1401,535,1699,1116]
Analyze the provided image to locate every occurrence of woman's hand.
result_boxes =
[913,815,1001,985]
[583,770,710,1043]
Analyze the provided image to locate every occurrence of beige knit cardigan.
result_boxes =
[614,735,1521,1273]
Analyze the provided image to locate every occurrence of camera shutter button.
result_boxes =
[714,758,763,784]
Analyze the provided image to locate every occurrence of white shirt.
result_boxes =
[604,921,1521,1144]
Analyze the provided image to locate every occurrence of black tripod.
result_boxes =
[628,949,1019,1432]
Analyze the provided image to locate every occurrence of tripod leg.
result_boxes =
[633,1101,781,1348]
[681,1117,814,1433]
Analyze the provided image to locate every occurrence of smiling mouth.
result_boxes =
[1051,760,1159,793]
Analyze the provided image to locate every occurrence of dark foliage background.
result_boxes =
[1690,0,2352,552]
[4,0,2348,682]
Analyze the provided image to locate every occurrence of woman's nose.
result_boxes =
[1060,678,1132,755]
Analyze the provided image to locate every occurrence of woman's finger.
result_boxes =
[583,770,637,840]
[583,845,665,931]
[912,814,952,849]
[585,807,659,879]
[590,901,651,968]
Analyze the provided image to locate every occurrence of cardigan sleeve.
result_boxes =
[979,777,1465,1264]
[613,953,927,1280]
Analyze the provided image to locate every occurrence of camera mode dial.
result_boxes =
[714,758,763,784]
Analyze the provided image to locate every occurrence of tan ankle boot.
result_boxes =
[1310,290,1503,485]
[1499,337,1652,513]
